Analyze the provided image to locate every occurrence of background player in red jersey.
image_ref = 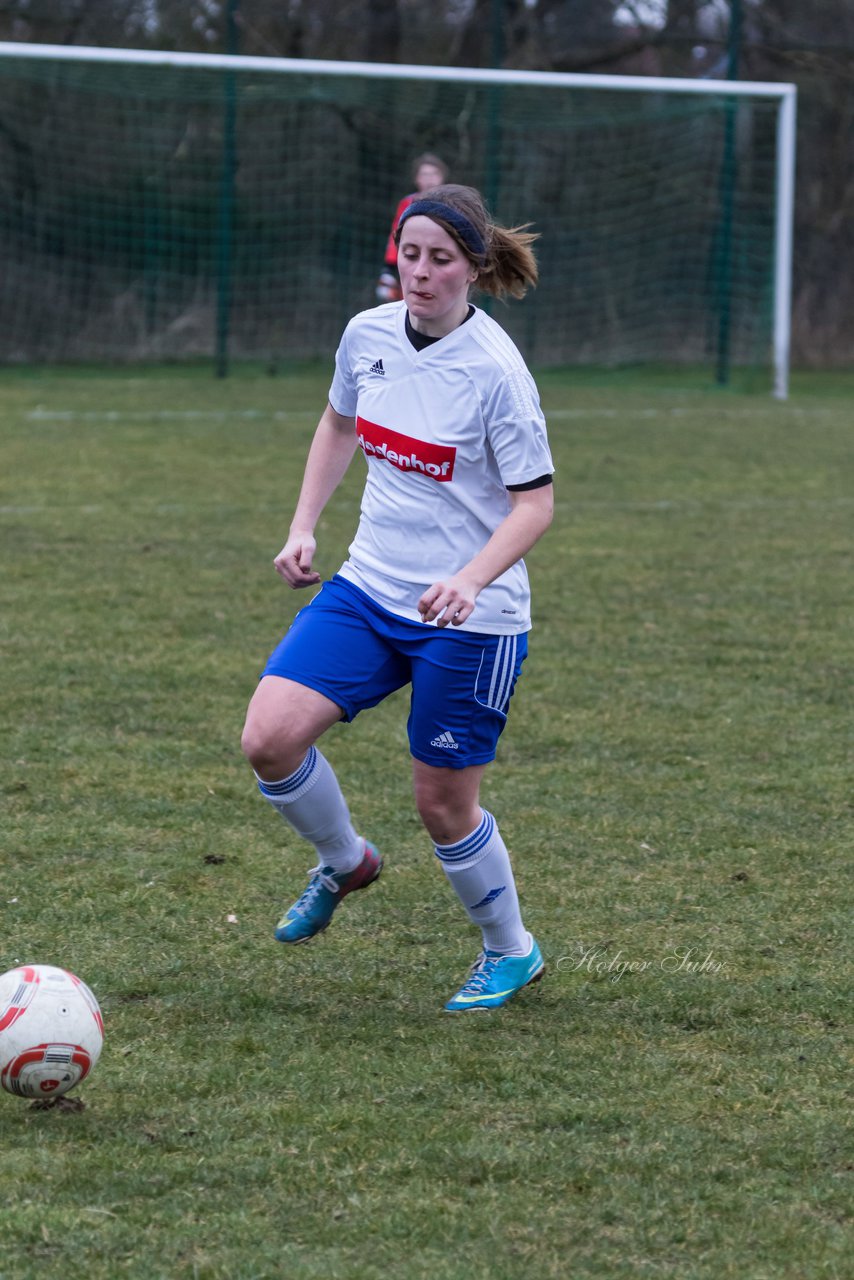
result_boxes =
[375,153,449,302]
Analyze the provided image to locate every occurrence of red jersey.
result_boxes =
[383,193,417,268]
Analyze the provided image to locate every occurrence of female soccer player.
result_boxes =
[242,184,554,1012]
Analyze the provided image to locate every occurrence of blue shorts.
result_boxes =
[261,576,527,769]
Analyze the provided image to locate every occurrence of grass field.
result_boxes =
[1,364,851,1279]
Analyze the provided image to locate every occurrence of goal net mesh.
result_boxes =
[0,52,781,377]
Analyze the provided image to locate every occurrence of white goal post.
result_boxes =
[0,42,796,395]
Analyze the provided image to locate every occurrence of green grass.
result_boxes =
[0,365,851,1279]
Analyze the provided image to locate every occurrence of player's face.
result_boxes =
[397,216,478,338]
[415,163,445,192]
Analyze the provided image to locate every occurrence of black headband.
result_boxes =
[397,199,487,259]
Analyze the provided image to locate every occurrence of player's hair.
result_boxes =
[396,183,539,300]
[412,152,449,183]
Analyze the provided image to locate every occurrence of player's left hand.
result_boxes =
[418,579,477,628]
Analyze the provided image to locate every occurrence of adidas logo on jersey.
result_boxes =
[369,358,386,376]
[430,731,459,750]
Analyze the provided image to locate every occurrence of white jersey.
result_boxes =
[328,301,554,635]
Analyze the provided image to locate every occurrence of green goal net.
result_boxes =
[0,45,794,390]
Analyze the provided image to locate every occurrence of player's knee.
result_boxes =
[241,708,316,780]
[240,716,269,771]
[414,781,472,846]
[241,714,286,774]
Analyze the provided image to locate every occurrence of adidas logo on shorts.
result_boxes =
[430,731,459,750]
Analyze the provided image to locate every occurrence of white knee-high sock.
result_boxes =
[255,746,363,874]
[434,810,531,957]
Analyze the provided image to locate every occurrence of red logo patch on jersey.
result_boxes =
[356,416,456,482]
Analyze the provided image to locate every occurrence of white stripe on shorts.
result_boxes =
[483,635,517,714]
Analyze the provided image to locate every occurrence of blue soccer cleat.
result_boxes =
[444,938,545,1012]
[275,841,382,944]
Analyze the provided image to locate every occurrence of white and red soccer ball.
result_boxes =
[0,964,104,1099]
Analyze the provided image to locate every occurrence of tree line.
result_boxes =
[0,0,851,365]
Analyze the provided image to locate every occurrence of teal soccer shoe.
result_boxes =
[275,841,382,944]
[444,938,545,1012]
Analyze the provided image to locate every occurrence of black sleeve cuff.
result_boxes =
[506,474,553,492]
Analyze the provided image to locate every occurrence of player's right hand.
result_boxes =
[273,533,321,588]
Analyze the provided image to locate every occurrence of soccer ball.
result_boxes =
[0,964,104,1099]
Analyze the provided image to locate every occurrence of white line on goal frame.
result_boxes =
[0,42,797,399]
